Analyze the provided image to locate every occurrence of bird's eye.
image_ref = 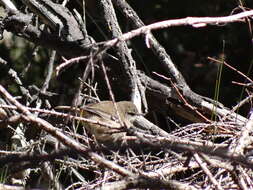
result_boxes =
[127,111,136,116]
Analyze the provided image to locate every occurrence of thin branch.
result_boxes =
[104,10,253,48]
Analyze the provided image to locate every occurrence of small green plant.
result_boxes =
[0,166,8,184]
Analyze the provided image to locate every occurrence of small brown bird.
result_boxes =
[57,101,139,143]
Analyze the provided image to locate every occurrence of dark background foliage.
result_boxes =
[125,0,253,108]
